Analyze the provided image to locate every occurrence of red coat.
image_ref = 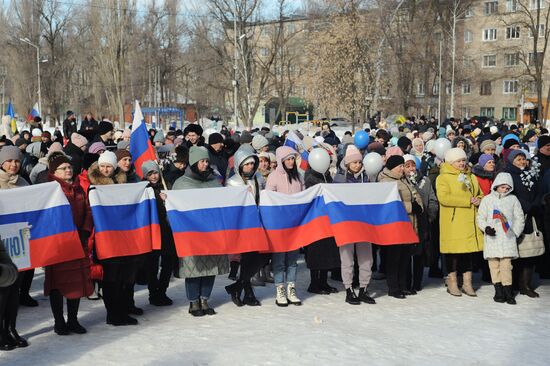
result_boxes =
[44,174,94,299]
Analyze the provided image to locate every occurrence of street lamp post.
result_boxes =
[19,38,42,117]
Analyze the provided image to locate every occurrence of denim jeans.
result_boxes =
[272,250,300,285]
[185,276,215,301]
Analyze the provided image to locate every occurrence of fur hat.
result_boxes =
[97,150,117,168]
[444,147,467,163]
[183,123,203,137]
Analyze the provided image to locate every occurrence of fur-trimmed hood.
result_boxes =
[87,162,127,185]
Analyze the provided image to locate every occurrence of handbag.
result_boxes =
[517,217,545,258]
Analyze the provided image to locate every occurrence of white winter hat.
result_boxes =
[490,126,499,135]
[32,128,42,137]
[97,150,118,168]
[444,147,467,163]
[403,154,416,164]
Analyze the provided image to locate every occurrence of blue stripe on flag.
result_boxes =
[259,196,326,230]
[168,205,262,233]
[130,122,152,161]
[0,205,76,239]
[91,199,159,232]
[325,201,410,225]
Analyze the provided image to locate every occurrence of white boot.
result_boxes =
[275,285,288,307]
[287,282,302,306]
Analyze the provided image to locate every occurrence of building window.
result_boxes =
[461,107,471,118]
[483,28,498,41]
[506,0,518,12]
[530,0,545,10]
[465,5,474,17]
[528,24,545,38]
[432,82,440,96]
[462,81,471,94]
[529,51,544,65]
[482,54,497,67]
[503,80,518,94]
[484,1,499,15]
[503,107,517,120]
[301,86,307,97]
[481,81,492,95]
[445,81,452,95]
[506,26,520,39]
[505,52,520,66]
[464,30,473,42]
[463,56,473,68]
[417,82,425,96]
[480,107,495,117]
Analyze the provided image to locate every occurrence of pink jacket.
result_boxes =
[265,146,304,194]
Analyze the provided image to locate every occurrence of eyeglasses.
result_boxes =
[56,165,73,171]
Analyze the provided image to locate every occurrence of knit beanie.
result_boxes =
[507,149,526,164]
[240,130,253,144]
[0,146,22,165]
[537,135,550,149]
[98,121,114,135]
[385,146,404,158]
[479,139,496,152]
[141,160,160,177]
[344,145,363,164]
[490,126,499,135]
[48,152,71,173]
[117,140,130,150]
[444,147,467,163]
[478,153,495,168]
[32,128,42,137]
[251,134,269,151]
[189,146,209,166]
[385,155,405,170]
[503,138,520,149]
[208,132,225,145]
[153,130,165,143]
[71,133,88,148]
[89,142,107,154]
[47,142,63,155]
[115,149,132,162]
[97,150,117,168]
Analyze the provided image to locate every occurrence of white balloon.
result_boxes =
[363,152,384,176]
[433,138,452,160]
[308,148,331,174]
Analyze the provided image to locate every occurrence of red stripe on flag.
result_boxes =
[133,147,157,179]
[173,228,269,257]
[27,232,85,270]
[264,216,332,253]
[94,224,159,259]
[331,221,419,246]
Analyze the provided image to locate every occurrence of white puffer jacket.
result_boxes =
[477,173,525,259]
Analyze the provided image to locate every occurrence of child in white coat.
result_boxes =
[477,172,525,305]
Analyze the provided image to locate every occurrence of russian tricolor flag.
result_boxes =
[284,130,313,171]
[0,182,84,270]
[89,182,161,259]
[130,100,157,179]
[260,183,418,252]
[27,102,40,120]
[166,186,269,257]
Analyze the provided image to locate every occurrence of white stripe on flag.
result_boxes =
[89,182,154,207]
[0,182,69,214]
[165,186,255,212]
[321,183,401,205]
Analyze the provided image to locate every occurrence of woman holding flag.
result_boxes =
[265,146,305,307]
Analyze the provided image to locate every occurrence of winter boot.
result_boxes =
[519,267,539,298]
[307,270,329,295]
[275,285,288,307]
[461,271,477,297]
[345,288,361,305]
[503,285,516,305]
[320,270,338,293]
[250,271,266,287]
[67,299,86,334]
[225,281,244,307]
[149,291,173,306]
[0,322,15,351]
[493,283,506,303]
[19,294,38,307]
[358,288,376,304]
[287,282,302,306]
[200,299,216,315]
[446,272,462,297]
[242,282,261,306]
[188,300,204,317]
[263,264,274,283]
[228,261,239,281]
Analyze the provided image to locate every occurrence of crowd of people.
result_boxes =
[0,113,549,351]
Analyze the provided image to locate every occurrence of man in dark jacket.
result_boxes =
[206,133,228,182]
[62,111,78,140]
[79,113,98,141]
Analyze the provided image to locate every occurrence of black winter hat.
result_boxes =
[503,139,520,149]
[208,132,225,145]
[240,130,253,144]
[183,124,203,136]
[66,110,74,117]
[385,155,405,170]
[98,121,114,135]
[174,145,189,164]
[522,129,537,143]
[82,153,99,170]
[538,135,550,149]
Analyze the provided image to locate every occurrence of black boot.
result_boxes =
[225,281,244,307]
[149,289,173,306]
[7,318,28,347]
[189,300,204,317]
[242,282,261,306]
[228,261,239,281]
[307,270,329,295]
[519,267,539,298]
[493,283,506,303]
[50,290,69,335]
[319,270,338,293]
[345,288,361,305]
[358,288,376,304]
[503,285,516,305]
[67,299,86,334]
[19,270,38,307]
[0,320,15,351]
[200,299,216,315]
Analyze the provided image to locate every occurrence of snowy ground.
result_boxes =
[4,259,550,366]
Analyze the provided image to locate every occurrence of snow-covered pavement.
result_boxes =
[4,262,550,366]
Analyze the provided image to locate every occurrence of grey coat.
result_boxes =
[172,169,229,279]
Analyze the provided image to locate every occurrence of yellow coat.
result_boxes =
[436,163,484,253]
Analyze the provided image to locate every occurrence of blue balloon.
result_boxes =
[354,130,369,149]
[414,156,421,170]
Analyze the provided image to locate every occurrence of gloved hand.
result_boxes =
[485,226,496,236]
[411,201,423,215]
